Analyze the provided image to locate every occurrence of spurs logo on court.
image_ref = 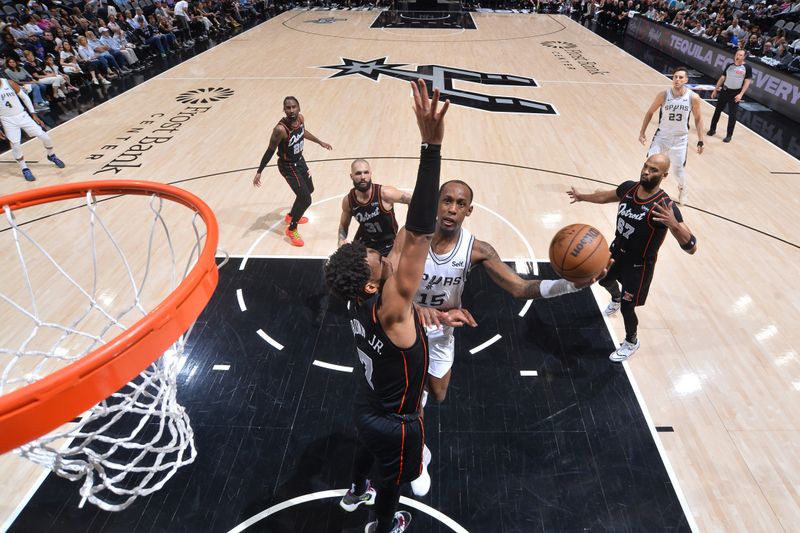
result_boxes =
[175,87,235,104]
[319,57,557,115]
[540,41,578,49]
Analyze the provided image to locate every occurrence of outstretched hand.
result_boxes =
[410,79,449,145]
[651,199,679,228]
[567,187,582,203]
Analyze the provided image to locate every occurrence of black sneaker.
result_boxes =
[723,136,732,143]
[340,481,376,512]
[706,130,715,136]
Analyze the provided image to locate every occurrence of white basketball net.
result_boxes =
[0,190,211,511]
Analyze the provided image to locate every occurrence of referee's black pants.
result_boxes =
[709,87,740,138]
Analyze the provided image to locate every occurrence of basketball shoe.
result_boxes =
[47,154,66,168]
[410,445,432,496]
[677,185,688,206]
[285,227,304,247]
[340,480,376,512]
[21,168,35,182]
[609,339,640,362]
[365,511,411,533]
[604,300,621,316]
[284,214,308,225]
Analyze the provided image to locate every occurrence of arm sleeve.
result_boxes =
[404,144,441,235]
[744,64,753,79]
[17,87,35,114]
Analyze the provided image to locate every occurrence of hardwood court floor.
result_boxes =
[1,10,800,532]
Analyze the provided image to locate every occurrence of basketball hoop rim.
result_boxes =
[0,180,219,455]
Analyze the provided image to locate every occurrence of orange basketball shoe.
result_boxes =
[285,227,304,247]
[284,214,309,225]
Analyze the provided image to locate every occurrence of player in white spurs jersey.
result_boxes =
[638,67,704,205]
[389,180,609,496]
[0,78,65,181]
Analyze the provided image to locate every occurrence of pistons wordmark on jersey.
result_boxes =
[613,181,683,260]
[277,115,304,162]
[350,184,399,250]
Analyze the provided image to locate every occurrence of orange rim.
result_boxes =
[0,180,219,455]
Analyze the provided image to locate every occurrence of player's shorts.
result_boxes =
[648,134,688,181]
[361,239,395,257]
[605,254,657,307]
[355,410,424,486]
[426,326,455,379]
[277,157,313,194]
[0,112,45,145]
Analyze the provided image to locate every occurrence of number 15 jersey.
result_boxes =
[416,227,474,310]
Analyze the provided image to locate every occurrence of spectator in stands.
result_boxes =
[76,34,117,82]
[43,54,79,94]
[136,14,170,58]
[98,26,141,70]
[153,14,180,49]
[8,19,29,41]
[59,39,89,84]
[774,44,795,67]
[4,57,50,110]
[86,29,129,75]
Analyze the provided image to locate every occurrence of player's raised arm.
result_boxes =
[252,125,286,187]
[651,200,697,254]
[379,80,449,326]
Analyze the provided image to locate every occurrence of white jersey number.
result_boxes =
[356,347,374,390]
[617,218,635,239]
[292,140,304,155]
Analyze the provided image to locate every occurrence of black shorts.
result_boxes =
[606,254,657,307]
[361,239,395,257]
[277,158,313,194]
[356,410,424,486]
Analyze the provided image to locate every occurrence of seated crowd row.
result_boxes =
[0,0,270,110]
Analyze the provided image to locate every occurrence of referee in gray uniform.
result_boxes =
[707,49,753,143]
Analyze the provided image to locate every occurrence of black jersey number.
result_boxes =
[617,218,635,239]
[356,347,374,390]
[418,292,446,307]
[668,112,683,122]
[4,101,11,109]
[364,221,383,234]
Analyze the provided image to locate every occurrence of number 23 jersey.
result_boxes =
[417,227,474,310]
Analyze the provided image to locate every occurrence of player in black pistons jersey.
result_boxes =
[338,159,410,256]
[568,153,697,362]
[252,96,332,247]
[325,80,449,533]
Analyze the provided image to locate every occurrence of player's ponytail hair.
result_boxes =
[325,241,371,302]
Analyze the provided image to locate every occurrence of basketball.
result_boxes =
[549,224,611,284]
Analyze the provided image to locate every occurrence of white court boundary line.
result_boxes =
[312,360,353,372]
[468,334,502,354]
[590,286,699,532]
[256,329,284,351]
[1,468,51,532]
[226,488,469,533]
[236,288,247,311]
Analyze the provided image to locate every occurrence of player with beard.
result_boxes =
[338,159,411,256]
[253,96,333,247]
[568,153,697,362]
[389,179,609,497]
